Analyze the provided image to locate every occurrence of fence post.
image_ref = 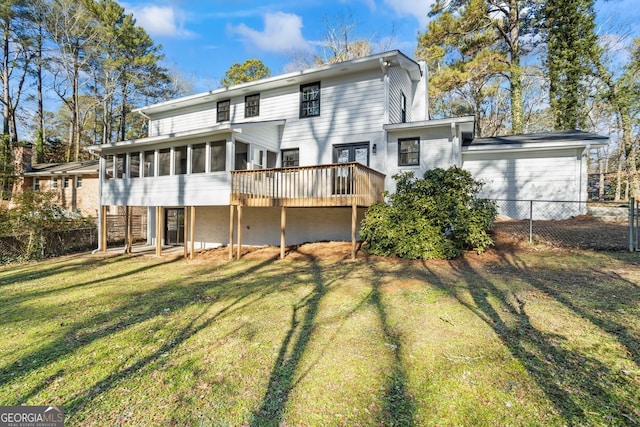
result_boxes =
[529,200,533,243]
[630,197,635,252]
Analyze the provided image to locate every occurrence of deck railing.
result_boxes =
[230,162,386,207]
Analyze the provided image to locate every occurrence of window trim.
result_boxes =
[398,137,420,166]
[244,94,260,118]
[217,99,230,122]
[63,176,70,188]
[75,176,82,188]
[33,177,40,191]
[51,177,58,188]
[300,82,321,118]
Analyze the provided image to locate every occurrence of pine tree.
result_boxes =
[417,0,542,135]
[545,0,599,130]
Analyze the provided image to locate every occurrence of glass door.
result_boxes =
[165,208,184,245]
[333,143,369,194]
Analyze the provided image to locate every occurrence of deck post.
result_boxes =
[183,207,189,259]
[190,206,195,260]
[125,205,132,254]
[237,205,243,260]
[229,205,235,260]
[155,206,163,256]
[351,203,357,260]
[280,206,286,260]
[100,205,107,253]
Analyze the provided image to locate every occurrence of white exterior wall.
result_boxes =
[462,148,586,219]
[388,66,413,124]
[385,126,458,193]
[149,206,367,248]
[279,70,387,165]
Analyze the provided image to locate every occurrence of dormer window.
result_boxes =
[300,82,320,118]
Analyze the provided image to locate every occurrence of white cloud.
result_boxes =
[125,4,195,38]
[383,0,435,28]
[229,12,311,53]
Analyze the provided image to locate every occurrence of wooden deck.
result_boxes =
[230,162,386,207]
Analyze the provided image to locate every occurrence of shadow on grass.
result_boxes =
[369,264,416,427]
[0,256,183,317]
[0,255,120,290]
[1,257,281,410]
[420,254,639,425]
[250,262,328,427]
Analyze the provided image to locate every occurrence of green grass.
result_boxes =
[0,248,639,426]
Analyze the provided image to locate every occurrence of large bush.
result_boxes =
[360,167,497,260]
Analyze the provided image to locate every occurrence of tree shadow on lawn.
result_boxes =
[419,255,639,425]
[249,261,327,427]
[0,255,182,318]
[1,257,284,411]
[249,258,417,427]
[0,254,122,290]
[513,257,640,368]
[369,263,416,427]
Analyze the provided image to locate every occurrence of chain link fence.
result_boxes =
[490,199,629,251]
[0,227,98,264]
[1,212,149,264]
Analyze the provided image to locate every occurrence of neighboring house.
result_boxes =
[12,145,100,218]
[88,50,606,258]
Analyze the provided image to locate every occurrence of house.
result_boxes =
[87,50,607,258]
[12,144,100,218]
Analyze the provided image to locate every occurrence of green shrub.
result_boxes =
[360,167,497,260]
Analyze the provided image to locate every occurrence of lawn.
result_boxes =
[0,244,639,426]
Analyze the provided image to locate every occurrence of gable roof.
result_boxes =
[23,160,99,176]
[462,130,608,153]
[136,50,421,117]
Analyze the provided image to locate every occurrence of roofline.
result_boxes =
[136,51,420,116]
[384,116,475,132]
[24,170,98,176]
[462,140,607,154]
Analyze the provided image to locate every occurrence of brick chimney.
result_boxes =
[13,143,34,174]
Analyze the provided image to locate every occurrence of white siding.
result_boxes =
[166,206,368,248]
[462,148,585,219]
[385,126,457,193]
[279,70,386,166]
[103,173,231,207]
[388,66,413,124]
[150,103,217,137]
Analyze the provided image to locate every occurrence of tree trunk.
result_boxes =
[508,0,523,135]
[2,16,11,140]
[72,46,80,161]
[36,23,45,163]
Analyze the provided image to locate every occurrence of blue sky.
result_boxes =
[119,0,640,94]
